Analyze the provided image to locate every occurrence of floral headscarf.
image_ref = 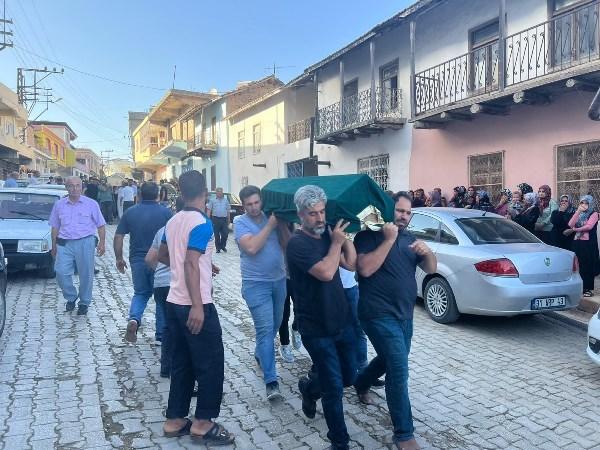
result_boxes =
[523,192,538,208]
[538,185,552,212]
[518,183,533,195]
[559,194,575,215]
[577,194,596,227]
[500,188,512,202]
[476,190,494,211]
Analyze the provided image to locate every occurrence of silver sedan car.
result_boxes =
[411,208,583,323]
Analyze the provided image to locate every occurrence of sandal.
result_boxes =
[191,422,235,446]
[164,418,192,438]
[584,290,594,298]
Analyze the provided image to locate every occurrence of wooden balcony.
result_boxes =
[413,0,600,125]
[316,87,405,144]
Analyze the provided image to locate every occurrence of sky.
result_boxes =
[0,0,413,160]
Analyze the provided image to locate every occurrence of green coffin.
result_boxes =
[261,174,395,233]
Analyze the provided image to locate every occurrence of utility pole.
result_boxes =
[17,67,64,114]
[0,0,13,52]
[101,150,114,176]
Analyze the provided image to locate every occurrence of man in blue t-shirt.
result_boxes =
[114,181,172,343]
[354,192,436,450]
[233,185,287,402]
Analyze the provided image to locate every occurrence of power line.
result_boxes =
[14,45,168,91]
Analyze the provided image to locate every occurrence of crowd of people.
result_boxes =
[409,183,600,297]
[45,170,435,450]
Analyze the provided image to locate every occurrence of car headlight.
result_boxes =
[17,240,49,253]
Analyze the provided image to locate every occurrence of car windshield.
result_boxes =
[0,192,58,220]
[455,217,540,245]
[208,192,240,204]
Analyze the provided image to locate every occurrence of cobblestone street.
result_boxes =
[1,225,600,449]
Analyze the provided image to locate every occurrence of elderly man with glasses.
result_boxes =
[49,176,106,315]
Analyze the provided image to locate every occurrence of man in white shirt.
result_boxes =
[119,182,135,214]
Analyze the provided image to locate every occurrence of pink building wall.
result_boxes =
[410,90,600,199]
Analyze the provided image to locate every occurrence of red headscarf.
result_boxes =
[538,185,551,212]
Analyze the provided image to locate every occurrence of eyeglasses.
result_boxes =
[560,200,569,203]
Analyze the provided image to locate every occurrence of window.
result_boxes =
[357,154,389,190]
[60,147,65,160]
[456,218,539,245]
[551,0,597,66]
[253,124,261,154]
[470,20,499,92]
[211,117,217,144]
[407,213,440,242]
[439,224,459,245]
[468,152,503,202]
[150,136,158,144]
[241,176,248,187]
[380,60,399,112]
[46,138,51,153]
[557,140,600,201]
[238,130,245,159]
[211,165,216,191]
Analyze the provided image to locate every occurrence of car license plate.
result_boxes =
[531,296,566,310]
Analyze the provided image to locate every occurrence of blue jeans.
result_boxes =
[154,286,171,374]
[344,285,368,370]
[302,324,357,449]
[128,258,158,332]
[241,278,286,384]
[355,317,414,443]
[55,236,96,306]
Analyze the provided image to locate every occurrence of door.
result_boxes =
[380,62,399,115]
[470,21,499,93]
[342,79,359,127]
[407,213,441,293]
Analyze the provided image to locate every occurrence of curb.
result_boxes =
[546,311,588,331]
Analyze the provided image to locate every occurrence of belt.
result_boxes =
[212,216,228,219]
[56,235,95,246]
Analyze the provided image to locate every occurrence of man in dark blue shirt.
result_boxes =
[114,181,173,343]
[354,192,436,450]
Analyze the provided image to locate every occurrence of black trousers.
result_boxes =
[100,201,113,224]
[166,302,224,420]
[154,286,172,374]
[279,279,298,346]
[212,217,229,251]
[123,201,134,213]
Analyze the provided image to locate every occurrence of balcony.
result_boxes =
[186,133,218,158]
[414,1,600,122]
[316,87,405,143]
[288,118,312,144]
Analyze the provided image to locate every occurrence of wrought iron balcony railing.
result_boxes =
[287,118,312,143]
[414,0,600,116]
[316,87,403,138]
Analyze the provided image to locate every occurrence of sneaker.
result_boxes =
[266,381,283,401]
[77,304,88,315]
[298,376,316,418]
[65,301,76,312]
[279,345,295,363]
[125,319,138,343]
[292,329,302,350]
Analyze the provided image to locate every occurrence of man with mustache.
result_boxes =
[286,185,357,450]
[353,191,436,450]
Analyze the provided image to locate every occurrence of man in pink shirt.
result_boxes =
[49,176,106,315]
[158,170,234,446]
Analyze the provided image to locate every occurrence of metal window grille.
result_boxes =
[357,154,389,190]
[557,140,600,201]
[287,160,304,178]
[468,151,504,201]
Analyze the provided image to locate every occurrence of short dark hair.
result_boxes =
[178,170,207,201]
[175,196,185,212]
[141,181,159,201]
[239,185,261,204]
[393,191,413,204]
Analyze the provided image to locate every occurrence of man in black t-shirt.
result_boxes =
[286,185,357,450]
[354,192,436,450]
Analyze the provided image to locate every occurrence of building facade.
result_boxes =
[408,0,600,201]
[75,148,101,177]
[0,83,35,177]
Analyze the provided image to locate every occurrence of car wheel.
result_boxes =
[424,277,460,324]
[39,264,56,279]
[0,287,5,338]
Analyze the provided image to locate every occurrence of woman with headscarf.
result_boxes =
[507,189,524,219]
[412,188,426,207]
[428,189,442,207]
[474,190,494,212]
[449,186,466,208]
[494,188,512,217]
[517,182,533,196]
[534,185,558,245]
[567,195,600,297]
[551,194,576,250]
[464,186,477,209]
[514,192,540,233]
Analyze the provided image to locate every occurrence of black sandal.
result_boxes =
[164,418,192,438]
[191,422,235,446]
[584,290,594,298]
